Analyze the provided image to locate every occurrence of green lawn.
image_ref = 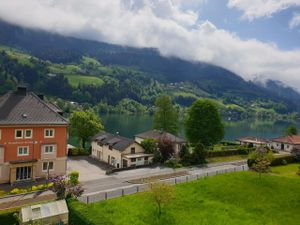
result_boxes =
[68,172,300,225]
[271,163,300,178]
[64,74,104,87]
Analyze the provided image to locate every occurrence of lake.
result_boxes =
[100,114,300,141]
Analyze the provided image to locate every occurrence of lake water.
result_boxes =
[100,114,300,141]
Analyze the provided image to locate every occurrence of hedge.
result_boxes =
[68,148,90,156]
[207,148,254,158]
[68,200,95,225]
[270,155,296,166]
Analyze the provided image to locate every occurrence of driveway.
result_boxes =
[67,156,109,182]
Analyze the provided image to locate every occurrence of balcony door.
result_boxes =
[16,166,32,181]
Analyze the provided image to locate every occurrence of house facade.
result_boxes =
[236,136,269,147]
[91,132,153,168]
[134,129,186,155]
[270,135,300,152]
[0,87,68,184]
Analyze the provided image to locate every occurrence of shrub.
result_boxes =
[270,155,295,166]
[31,185,38,191]
[190,143,207,164]
[10,188,26,195]
[0,190,6,197]
[165,158,182,168]
[297,166,300,176]
[69,171,79,185]
[141,139,157,154]
[281,159,287,165]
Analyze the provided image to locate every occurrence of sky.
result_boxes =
[0,0,300,89]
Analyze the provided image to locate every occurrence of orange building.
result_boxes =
[0,86,68,184]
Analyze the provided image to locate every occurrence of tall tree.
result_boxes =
[153,95,178,134]
[185,99,224,146]
[69,110,103,148]
[285,125,298,136]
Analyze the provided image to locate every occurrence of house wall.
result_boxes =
[0,125,68,184]
[271,142,294,152]
[91,142,151,168]
[91,141,123,168]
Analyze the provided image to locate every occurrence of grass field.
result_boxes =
[64,74,104,87]
[207,155,247,163]
[271,163,300,178]
[68,172,300,225]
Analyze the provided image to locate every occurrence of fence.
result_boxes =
[78,164,248,204]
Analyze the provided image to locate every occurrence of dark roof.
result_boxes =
[135,129,186,143]
[92,132,135,152]
[0,88,68,125]
[272,135,300,144]
[236,136,269,144]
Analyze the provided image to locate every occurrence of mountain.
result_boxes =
[0,20,299,116]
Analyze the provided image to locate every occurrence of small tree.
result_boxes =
[150,182,175,217]
[141,139,157,154]
[69,171,79,185]
[285,125,298,135]
[69,110,103,148]
[153,95,179,134]
[157,137,175,162]
[249,147,273,178]
[191,142,208,164]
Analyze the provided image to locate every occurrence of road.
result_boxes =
[81,159,247,195]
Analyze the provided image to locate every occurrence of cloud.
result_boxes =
[0,0,300,89]
[289,12,300,28]
[227,0,300,21]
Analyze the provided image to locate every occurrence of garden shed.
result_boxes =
[20,200,69,225]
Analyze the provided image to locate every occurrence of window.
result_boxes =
[137,158,142,161]
[145,156,148,160]
[18,146,29,156]
[24,129,32,139]
[109,145,113,150]
[15,130,23,139]
[44,145,55,154]
[42,161,54,172]
[131,147,135,154]
[44,129,54,138]
[131,158,136,162]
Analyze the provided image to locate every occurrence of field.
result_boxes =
[271,163,300,177]
[68,171,300,225]
[64,74,104,87]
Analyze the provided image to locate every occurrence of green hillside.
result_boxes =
[0,45,299,119]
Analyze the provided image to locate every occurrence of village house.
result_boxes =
[0,86,68,184]
[134,129,186,155]
[91,132,153,168]
[270,135,300,152]
[236,136,269,147]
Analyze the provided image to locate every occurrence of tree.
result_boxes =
[185,99,224,146]
[157,137,175,162]
[150,182,175,217]
[285,125,298,136]
[248,147,273,178]
[69,110,103,148]
[153,95,178,134]
[141,139,157,154]
[179,144,191,164]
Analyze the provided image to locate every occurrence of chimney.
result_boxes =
[15,85,27,95]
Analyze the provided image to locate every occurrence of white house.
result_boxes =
[236,136,269,147]
[134,129,186,155]
[91,132,153,168]
[270,135,300,152]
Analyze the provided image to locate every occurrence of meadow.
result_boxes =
[68,171,300,225]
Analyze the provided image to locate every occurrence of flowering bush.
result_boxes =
[51,173,84,199]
